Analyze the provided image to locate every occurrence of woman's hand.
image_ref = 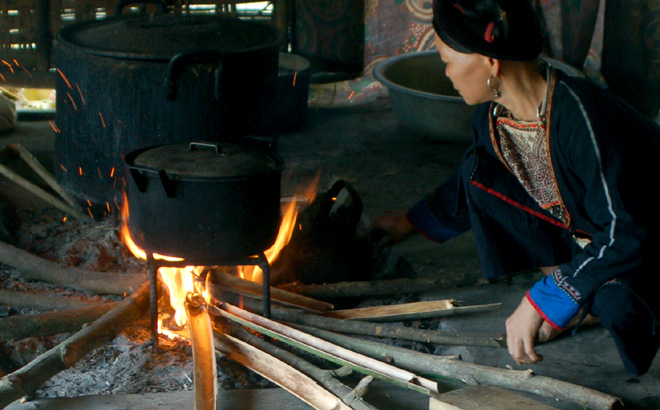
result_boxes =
[369,211,416,247]
[505,296,545,365]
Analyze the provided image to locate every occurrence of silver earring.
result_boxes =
[487,74,502,98]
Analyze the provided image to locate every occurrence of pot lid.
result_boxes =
[133,142,281,178]
[56,14,283,60]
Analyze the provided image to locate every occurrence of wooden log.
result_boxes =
[429,385,558,410]
[293,326,622,410]
[5,144,82,211]
[185,294,217,410]
[278,277,463,299]
[209,270,334,312]
[0,240,148,295]
[324,300,501,322]
[0,302,119,342]
[245,301,505,348]
[0,289,102,311]
[213,303,439,395]
[0,281,150,408]
[213,318,379,410]
[0,163,83,219]
[213,324,353,410]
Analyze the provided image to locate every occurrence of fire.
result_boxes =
[120,175,319,333]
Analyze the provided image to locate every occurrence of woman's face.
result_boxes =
[433,34,494,105]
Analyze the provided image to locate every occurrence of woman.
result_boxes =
[374,0,660,375]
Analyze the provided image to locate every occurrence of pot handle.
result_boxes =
[114,0,168,15]
[324,180,363,230]
[129,165,177,198]
[164,50,224,101]
[189,141,222,154]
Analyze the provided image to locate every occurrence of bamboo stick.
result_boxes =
[213,318,379,410]
[324,300,501,322]
[0,281,150,408]
[294,326,623,410]
[5,144,82,211]
[0,289,102,311]
[209,270,334,312]
[0,302,119,342]
[0,240,148,295]
[185,294,217,410]
[279,277,464,299]
[243,300,505,348]
[0,163,83,219]
[213,325,353,410]
[213,303,439,395]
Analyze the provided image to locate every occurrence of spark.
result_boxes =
[99,113,106,128]
[86,200,92,207]
[87,208,94,219]
[0,74,4,82]
[293,72,297,87]
[78,167,83,176]
[106,202,111,212]
[62,217,67,222]
[1,61,13,73]
[66,92,77,110]
[57,68,73,89]
[59,164,67,172]
[348,91,355,99]
[97,167,102,179]
[110,167,115,178]
[74,83,86,106]
[19,66,32,77]
[48,121,60,133]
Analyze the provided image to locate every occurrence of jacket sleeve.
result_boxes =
[529,80,659,317]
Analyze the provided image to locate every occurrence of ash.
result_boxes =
[0,207,271,399]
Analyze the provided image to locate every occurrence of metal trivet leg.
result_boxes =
[147,254,159,346]
[257,253,271,318]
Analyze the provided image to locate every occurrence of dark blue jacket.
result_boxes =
[408,70,660,328]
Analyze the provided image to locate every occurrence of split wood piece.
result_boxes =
[185,294,217,410]
[0,281,151,409]
[279,277,464,299]
[246,301,505,348]
[324,300,501,322]
[209,270,334,313]
[0,163,83,219]
[0,302,119,342]
[294,325,622,410]
[5,144,81,211]
[0,240,148,295]
[213,324,353,410]
[429,385,558,410]
[213,318,379,410]
[213,303,439,395]
[0,289,104,311]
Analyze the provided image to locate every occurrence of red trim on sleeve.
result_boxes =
[526,291,564,331]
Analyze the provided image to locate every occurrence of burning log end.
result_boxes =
[184,293,218,410]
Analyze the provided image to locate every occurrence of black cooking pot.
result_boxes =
[54,7,283,205]
[125,141,284,264]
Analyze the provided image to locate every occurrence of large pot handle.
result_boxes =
[323,180,363,230]
[164,50,224,101]
[129,165,177,198]
[114,0,168,16]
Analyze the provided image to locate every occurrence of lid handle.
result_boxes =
[114,0,168,16]
[189,141,222,154]
[164,50,224,101]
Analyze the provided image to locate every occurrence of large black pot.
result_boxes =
[125,141,283,264]
[54,11,283,206]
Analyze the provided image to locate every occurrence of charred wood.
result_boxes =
[0,281,150,408]
[0,240,147,295]
[0,302,118,342]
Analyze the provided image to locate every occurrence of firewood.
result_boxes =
[185,294,217,410]
[212,323,353,410]
[279,277,464,299]
[209,270,334,312]
[212,303,439,396]
[243,300,505,348]
[0,162,83,219]
[5,144,82,211]
[293,326,623,410]
[0,281,150,408]
[0,289,101,311]
[213,318,379,410]
[0,302,119,342]
[0,240,148,295]
[324,300,501,322]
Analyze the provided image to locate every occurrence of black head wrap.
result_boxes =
[432,0,544,61]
